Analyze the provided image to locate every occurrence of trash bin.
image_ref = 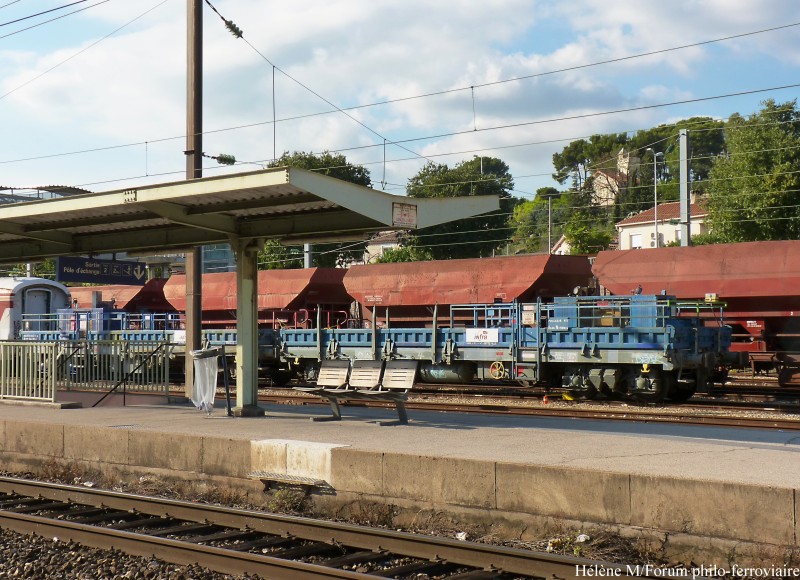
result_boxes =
[190,348,220,415]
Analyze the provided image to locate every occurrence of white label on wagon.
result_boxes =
[466,328,499,344]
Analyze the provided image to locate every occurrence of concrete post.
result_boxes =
[234,241,264,416]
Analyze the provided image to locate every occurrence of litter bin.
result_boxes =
[190,348,220,415]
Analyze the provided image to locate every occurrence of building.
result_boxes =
[591,149,639,206]
[362,231,403,263]
[551,235,572,255]
[615,200,708,250]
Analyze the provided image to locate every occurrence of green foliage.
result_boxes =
[8,259,55,278]
[374,245,432,263]
[258,240,303,270]
[269,150,371,187]
[706,99,800,242]
[552,134,627,190]
[628,117,725,203]
[267,488,307,514]
[311,241,371,268]
[562,209,615,254]
[509,187,567,254]
[551,118,726,228]
[261,151,372,268]
[543,115,733,253]
[405,156,519,260]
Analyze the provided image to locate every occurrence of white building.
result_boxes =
[362,230,403,263]
[615,201,708,250]
[591,148,639,206]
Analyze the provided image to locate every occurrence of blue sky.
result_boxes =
[1,0,800,200]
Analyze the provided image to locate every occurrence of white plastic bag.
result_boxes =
[190,349,218,415]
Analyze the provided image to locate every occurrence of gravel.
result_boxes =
[0,527,261,579]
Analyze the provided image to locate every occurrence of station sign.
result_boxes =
[56,256,147,286]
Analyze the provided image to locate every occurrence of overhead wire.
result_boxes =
[1,11,794,176]
[201,0,434,172]
[0,0,171,102]
[3,82,797,178]
[0,0,111,41]
[2,6,799,221]
[213,19,800,120]
[0,0,92,27]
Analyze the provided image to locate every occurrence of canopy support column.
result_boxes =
[233,240,264,417]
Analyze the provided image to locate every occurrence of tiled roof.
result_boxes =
[616,202,707,227]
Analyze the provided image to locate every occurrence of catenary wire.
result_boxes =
[0,0,110,41]
[0,0,170,102]
[202,0,433,170]
[0,0,92,27]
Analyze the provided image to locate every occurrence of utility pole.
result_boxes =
[542,191,560,254]
[646,148,663,248]
[679,129,691,246]
[184,0,203,396]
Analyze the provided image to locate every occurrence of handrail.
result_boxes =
[92,342,168,407]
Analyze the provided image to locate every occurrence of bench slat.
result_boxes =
[379,360,418,392]
[315,360,351,388]
[348,360,384,389]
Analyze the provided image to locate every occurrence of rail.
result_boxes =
[0,476,653,578]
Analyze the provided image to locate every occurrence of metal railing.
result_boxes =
[0,339,170,402]
[0,341,57,402]
[57,340,170,393]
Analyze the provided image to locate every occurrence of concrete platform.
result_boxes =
[0,396,797,565]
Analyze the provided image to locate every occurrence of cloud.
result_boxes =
[0,0,798,194]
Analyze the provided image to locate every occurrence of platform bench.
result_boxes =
[296,359,418,425]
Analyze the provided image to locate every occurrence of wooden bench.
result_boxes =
[297,359,417,425]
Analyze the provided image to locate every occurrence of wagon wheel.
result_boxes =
[632,368,667,403]
[489,361,505,380]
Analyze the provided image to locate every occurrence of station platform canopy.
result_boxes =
[0,167,499,264]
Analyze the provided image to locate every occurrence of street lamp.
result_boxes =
[646,148,663,247]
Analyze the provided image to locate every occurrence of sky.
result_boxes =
[1,0,800,201]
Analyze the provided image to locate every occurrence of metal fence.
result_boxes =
[0,340,170,402]
[0,341,57,402]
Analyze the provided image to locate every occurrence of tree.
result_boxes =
[509,187,568,254]
[706,99,800,242]
[374,245,433,263]
[626,117,725,207]
[9,259,55,278]
[405,156,519,260]
[552,134,628,199]
[549,118,729,251]
[257,240,303,270]
[561,186,615,254]
[269,150,371,186]
[261,151,372,268]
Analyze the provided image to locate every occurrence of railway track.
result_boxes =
[0,476,651,579]
[263,392,800,431]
